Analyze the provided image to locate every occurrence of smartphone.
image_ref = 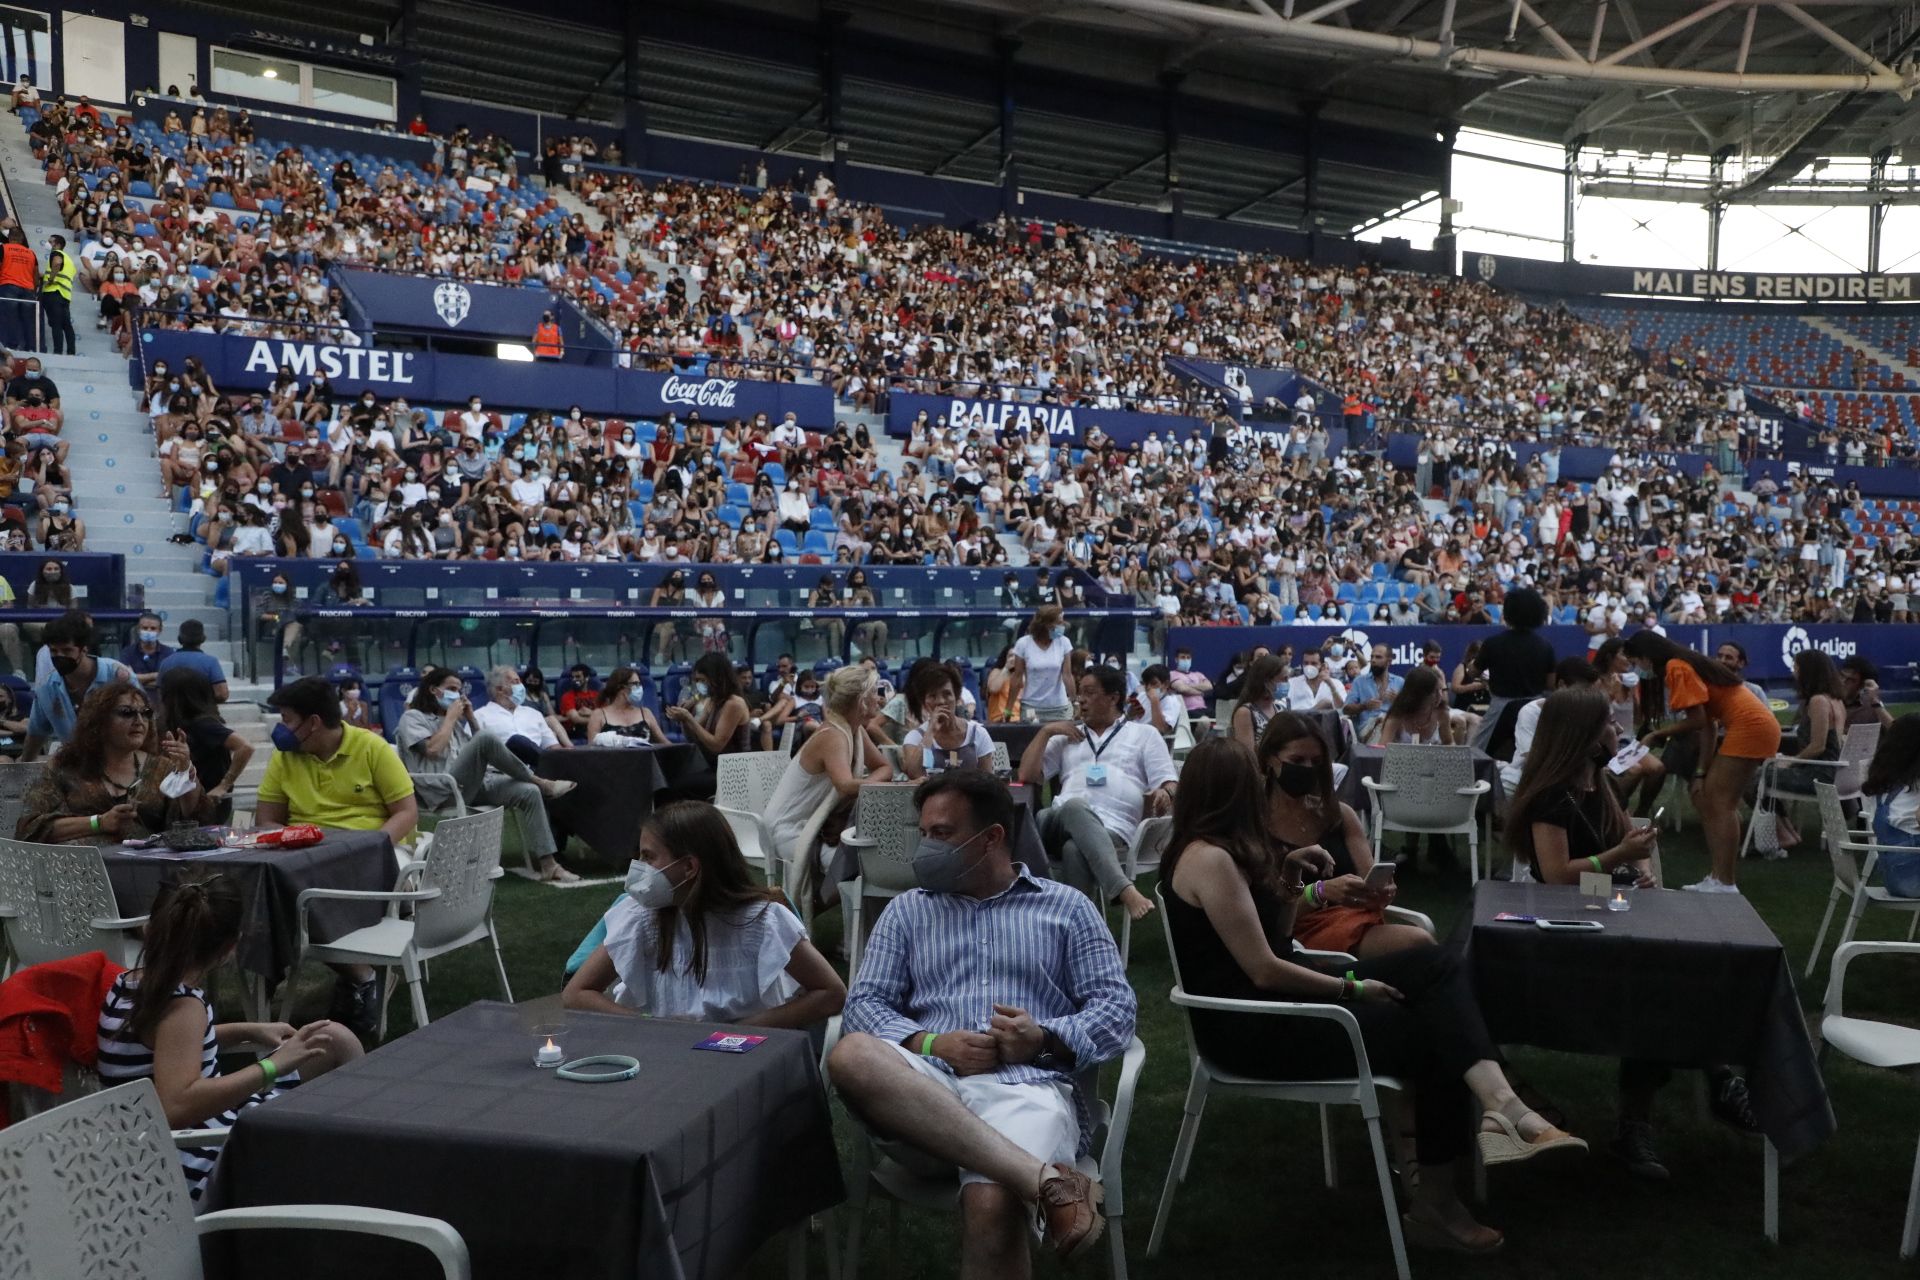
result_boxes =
[1535,919,1605,931]
[1363,863,1395,892]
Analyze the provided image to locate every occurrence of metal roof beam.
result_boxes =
[1219,174,1306,217]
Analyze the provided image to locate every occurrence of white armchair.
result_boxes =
[1820,940,1920,1259]
[0,1079,470,1279]
[0,838,147,975]
[1361,744,1491,883]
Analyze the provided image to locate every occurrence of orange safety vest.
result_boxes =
[532,322,563,359]
[0,243,36,291]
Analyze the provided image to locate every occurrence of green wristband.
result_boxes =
[259,1056,278,1087]
[89,813,100,833]
[1305,882,1319,907]
[919,1032,937,1057]
[1588,855,1605,873]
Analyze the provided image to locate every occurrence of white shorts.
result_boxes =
[880,1041,1076,1188]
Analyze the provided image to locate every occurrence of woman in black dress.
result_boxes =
[1163,737,1585,1255]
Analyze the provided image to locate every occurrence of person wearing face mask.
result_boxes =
[564,800,845,1024]
[1285,649,1346,713]
[664,653,752,798]
[585,667,670,743]
[473,662,572,767]
[249,675,412,1032]
[117,611,175,694]
[395,667,579,883]
[902,662,994,779]
[1168,647,1213,718]
[23,610,133,760]
[828,771,1133,1272]
[1008,605,1072,724]
[1229,653,1288,752]
[1258,714,1435,959]
[1020,665,1173,922]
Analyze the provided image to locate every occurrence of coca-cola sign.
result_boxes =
[660,376,740,409]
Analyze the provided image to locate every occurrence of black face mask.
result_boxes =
[1273,761,1318,798]
[51,654,80,677]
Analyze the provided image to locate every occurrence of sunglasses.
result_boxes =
[114,705,155,722]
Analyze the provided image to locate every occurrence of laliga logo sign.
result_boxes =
[1781,626,1856,665]
[433,282,471,327]
[1341,627,1422,666]
[661,376,741,409]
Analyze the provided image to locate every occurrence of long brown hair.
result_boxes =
[118,870,242,1045]
[1864,713,1920,797]
[50,682,157,782]
[1384,665,1445,722]
[1163,738,1280,893]
[1793,649,1845,704]
[1254,711,1338,813]
[1240,653,1287,707]
[1506,686,1626,874]
[645,801,779,984]
[1028,603,1064,642]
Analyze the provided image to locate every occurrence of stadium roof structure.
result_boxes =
[180,0,1920,217]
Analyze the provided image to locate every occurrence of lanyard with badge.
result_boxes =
[1082,722,1123,787]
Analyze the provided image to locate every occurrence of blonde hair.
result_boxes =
[1029,604,1064,641]
[824,664,874,718]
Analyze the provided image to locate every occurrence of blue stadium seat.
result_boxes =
[809,507,836,530]
[380,666,420,736]
[456,665,487,704]
[803,531,833,557]
[717,507,743,529]
[775,530,799,555]
[763,463,786,487]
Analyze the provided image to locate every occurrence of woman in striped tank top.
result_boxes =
[97,870,362,1202]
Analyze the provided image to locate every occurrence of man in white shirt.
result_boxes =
[473,664,569,759]
[770,412,807,449]
[458,397,491,441]
[1018,666,1174,921]
[1286,649,1346,711]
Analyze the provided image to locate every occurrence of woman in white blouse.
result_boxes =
[901,661,993,779]
[563,802,845,1027]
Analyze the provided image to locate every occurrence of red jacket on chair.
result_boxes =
[0,951,127,1124]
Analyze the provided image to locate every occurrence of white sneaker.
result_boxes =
[1684,876,1741,894]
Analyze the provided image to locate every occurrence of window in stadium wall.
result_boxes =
[1355,128,1564,260]
[1718,204,1867,275]
[1880,205,1920,273]
[1572,194,1708,270]
[210,47,395,122]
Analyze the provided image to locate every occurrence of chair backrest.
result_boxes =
[716,751,790,816]
[990,741,1011,774]
[0,840,131,968]
[1375,744,1478,826]
[412,806,507,951]
[851,784,924,896]
[1154,886,1206,1065]
[0,761,45,840]
[1127,815,1174,877]
[0,1078,199,1279]
[1815,781,1863,890]
[1834,722,1881,800]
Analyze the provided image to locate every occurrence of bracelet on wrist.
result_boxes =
[259,1056,279,1087]
[1587,854,1605,874]
[918,1032,938,1057]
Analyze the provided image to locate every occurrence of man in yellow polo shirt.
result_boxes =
[258,676,418,1035]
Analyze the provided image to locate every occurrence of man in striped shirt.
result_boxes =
[829,771,1136,1276]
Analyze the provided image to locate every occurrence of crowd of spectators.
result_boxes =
[17,92,1920,631]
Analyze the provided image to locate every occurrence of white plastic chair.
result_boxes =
[990,740,1012,774]
[716,750,800,886]
[1805,780,1920,978]
[1117,816,1173,965]
[1361,744,1491,883]
[1819,940,1920,1259]
[0,1078,471,1278]
[0,838,148,974]
[0,761,45,842]
[1146,888,1410,1280]
[279,807,511,1037]
[840,1035,1147,1280]
[1744,722,1879,859]
[839,783,923,980]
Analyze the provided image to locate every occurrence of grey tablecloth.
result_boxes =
[101,828,392,986]
[201,1000,844,1280]
[1463,882,1836,1160]
[1337,744,1505,817]
[538,745,707,861]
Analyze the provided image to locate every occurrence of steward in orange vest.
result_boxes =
[532,311,564,360]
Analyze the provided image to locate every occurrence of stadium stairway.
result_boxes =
[1801,315,1920,386]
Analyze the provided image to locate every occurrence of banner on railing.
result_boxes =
[1166,623,1916,688]
[1746,459,1920,498]
[1463,253,1920,302]
[884,391,1208,448]
[136,329,835,424]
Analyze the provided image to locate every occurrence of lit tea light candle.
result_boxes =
[1607,889,1631,913]
[536,1036,563,1068]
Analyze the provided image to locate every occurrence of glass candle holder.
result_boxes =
[532,1022,567,1068]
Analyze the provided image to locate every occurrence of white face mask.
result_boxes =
[624,856,687,909]
[1302,664,1320,680]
